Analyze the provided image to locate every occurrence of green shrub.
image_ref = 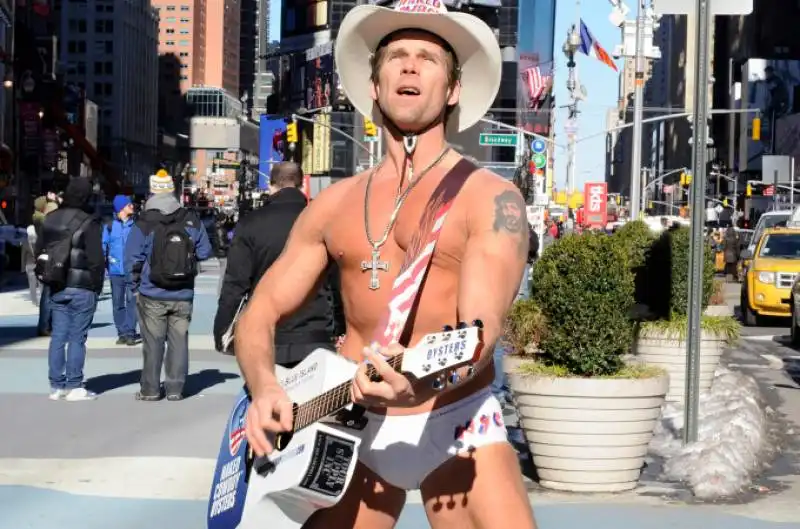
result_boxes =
[531,232,635,376]
[667,226,715,315]
[613,220,656,268]
[505,299,547,355]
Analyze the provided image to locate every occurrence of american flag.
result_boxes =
[521,66,551,108]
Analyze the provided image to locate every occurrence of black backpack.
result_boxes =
[35,211,91,288]
[148,209,197,290]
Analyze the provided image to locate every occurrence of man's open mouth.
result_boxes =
[397,87,420,96]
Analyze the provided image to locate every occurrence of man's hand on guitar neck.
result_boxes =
[245,384,294,456]
[351,343,417,408]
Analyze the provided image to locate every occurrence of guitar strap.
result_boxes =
[371,157,477,347]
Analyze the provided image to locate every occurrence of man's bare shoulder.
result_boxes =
[461,166,525,216]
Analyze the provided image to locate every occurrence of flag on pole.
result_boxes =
[520,66,552,109]
[578,19,618,72]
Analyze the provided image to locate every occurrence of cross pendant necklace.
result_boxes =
[361,142,451,290]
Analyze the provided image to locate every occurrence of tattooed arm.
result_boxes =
[457,175,529,365]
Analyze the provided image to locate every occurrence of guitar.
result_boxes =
[207,322,484,529]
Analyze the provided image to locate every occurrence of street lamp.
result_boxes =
[562,26,581,195]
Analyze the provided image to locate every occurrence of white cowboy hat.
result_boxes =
[334,0,502,133]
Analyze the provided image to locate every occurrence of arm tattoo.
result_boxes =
[492,190,526,234]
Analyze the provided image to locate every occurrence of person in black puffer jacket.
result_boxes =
[36,177,104,402]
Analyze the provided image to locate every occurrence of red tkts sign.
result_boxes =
[584,182,608,228]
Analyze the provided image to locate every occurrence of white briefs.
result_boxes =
[348,388,509,490]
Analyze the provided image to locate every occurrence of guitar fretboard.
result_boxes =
[291,353,405,431]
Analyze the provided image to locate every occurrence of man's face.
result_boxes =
[121,203,134,218]
[370,30,460,132]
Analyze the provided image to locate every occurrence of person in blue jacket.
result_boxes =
[103,195,140,345]
[124,170,212,401]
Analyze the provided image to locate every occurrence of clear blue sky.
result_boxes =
[269,0,280,42]
[553,0,628,190]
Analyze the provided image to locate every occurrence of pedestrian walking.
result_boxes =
[103,195,140,345]
[125,170,212,401]
[213,162,344,364]
[36,177,104,401]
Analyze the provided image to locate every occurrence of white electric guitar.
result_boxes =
[226,322,484,529]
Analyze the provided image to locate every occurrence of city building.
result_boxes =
[239,0,272,116]
[205,0,240,96]
[185,86,259,202]
[58,0,159,192]
[153,0,207,135]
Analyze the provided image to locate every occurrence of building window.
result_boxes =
[180,5,190,10]
[179,29,189,34]
[68,19,87,32]
[166,16,176,22]
[95,19,113,33]
[166,40,175,46]
[179,51,189,57]
[180,75,188,80]
[180,17,190,22]
[166,5,176,10]
[166,28,175,34]
[76,62,86,74]
[179,40,189,46]
[104,83,112,96]
[104,61,112,75]
[67,41,88,54]
[180,63,188,69]
[94,61,103,74]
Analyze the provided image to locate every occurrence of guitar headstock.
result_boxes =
[401,320,484,387]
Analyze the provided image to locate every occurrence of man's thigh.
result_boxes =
[420,443,537,529]
[302,462,406,529]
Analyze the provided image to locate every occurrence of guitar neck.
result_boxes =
[291,352,405,431]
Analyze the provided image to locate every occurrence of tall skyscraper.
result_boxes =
[204,0,240,95]
[153,0,207,133]
[58,0,159,191]
[240,0,272,115]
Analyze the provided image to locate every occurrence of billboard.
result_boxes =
[738,58,800,173]
[258,116,286,190]
[584,182,608,228]
[305,50,336,111]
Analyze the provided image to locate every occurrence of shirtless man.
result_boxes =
[235,1,537,528]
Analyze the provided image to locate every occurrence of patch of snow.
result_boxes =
[648,367,777,500]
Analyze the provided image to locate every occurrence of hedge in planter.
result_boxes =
[531,231,635,376]
[636,227,740,402]
[511,231,668,492]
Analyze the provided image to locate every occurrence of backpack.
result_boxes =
[35,211,91,288]
[148,209,197,290]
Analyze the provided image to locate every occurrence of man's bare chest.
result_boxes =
[324,182,466,279]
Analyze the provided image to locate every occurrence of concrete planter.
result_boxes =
[704,304,734,317]
[636,327,725,403]
[505,357,668,493]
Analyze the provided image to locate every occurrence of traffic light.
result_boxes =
[364,118,377,136]
[746,183,752,197]
[615,195,621,205]
[286,122,298,143]
[752,117,761,141]
[723,197,729,207]
[680,172,692,186]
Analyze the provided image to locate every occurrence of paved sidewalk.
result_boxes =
[0,267,799,528]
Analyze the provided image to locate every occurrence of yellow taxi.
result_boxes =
[741,227,800,326]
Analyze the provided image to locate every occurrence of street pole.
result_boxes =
[291,113,376,163]
[629,0,647,219]
[563,26,580,194]
[684,0,711,446]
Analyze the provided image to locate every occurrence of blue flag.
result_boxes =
[207,388,251,529]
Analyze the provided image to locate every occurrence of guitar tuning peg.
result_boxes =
[442,325,454,332]
[448,371,461,385]
[471,319,484,329]
[431,376,446,391]
[456,321,467,329]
